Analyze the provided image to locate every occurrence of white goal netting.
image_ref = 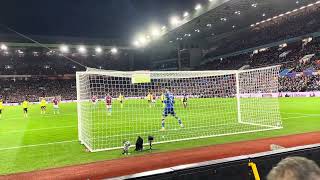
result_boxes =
[76,66,282,152]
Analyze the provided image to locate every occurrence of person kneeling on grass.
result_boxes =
[135,136,143,151]
[122,141,131,155]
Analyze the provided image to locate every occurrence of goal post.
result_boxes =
[76,66,282,152]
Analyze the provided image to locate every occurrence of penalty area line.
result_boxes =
[0,140,78,151]
[282,114,320,120]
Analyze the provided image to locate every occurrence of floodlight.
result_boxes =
[170,16,180,26]
[150,26,161,38]
[111,48,118,54]
[133,41,141,47]
[251,3,257,7]
[78,45,87,54]
[183,12,189,18]
[0,44,7,50]
[60,45,69,53]
[95,47,102,54]
[195,4,202,10]
[138,36,147,45]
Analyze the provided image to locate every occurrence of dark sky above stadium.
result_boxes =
[0,0,206,40]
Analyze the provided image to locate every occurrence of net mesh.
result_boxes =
[76,66,282,152]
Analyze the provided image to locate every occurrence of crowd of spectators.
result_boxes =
[200,31,320,93]
[279,75,320,92]
[205,4,320,57]
[0,79,76,103]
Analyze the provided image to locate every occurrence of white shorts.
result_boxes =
[54,105,59,109]
[106,105,112,109]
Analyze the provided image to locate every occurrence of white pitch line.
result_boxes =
[0,125,77,134]
[0,140,78,151]
[281,112,320,116]
[282,115,320,120]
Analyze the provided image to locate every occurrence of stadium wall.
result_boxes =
[113,144,320,180]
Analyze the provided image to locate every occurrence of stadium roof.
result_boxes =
[0,33,133,50]
[153,0,318,47]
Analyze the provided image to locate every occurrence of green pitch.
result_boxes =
[0,97,319,175]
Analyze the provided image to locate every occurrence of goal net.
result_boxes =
[76,66,282,152]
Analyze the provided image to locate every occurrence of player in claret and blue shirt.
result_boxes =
[161,90,184,131]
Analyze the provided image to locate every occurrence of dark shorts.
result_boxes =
[0,109,2,114]
[23,108,28,113]
[183,98,188,103]
[41,106,46,110]
[120,100,123,104]
[163,108,176,117]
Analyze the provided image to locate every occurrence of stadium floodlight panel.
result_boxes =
[195,4,202,10]
[95,47,103,54]
[60,45,69,53]
[111,47,118,54]
[170,16,180,26]
[150,25,161,38]
[78,45,87,54]
[183,11,189,17]
[0,44,8,50]
[133,41,141,47]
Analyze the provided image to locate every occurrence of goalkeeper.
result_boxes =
[161,90,184,131]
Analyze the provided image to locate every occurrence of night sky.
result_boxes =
[0,0,207,40]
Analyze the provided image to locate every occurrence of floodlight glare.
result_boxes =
[133,41,141,47]
[170,16,180,26]
[60,45,69,53]
[195,4,202,10]
[150,25,161,38]
[78,45,87,54]
[183,12,189,17]
[139,36,147,45]
[111,48,118,54]
[95,47,102,53]
[0,44,8,51]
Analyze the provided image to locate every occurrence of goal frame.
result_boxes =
[76,66,282,152]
